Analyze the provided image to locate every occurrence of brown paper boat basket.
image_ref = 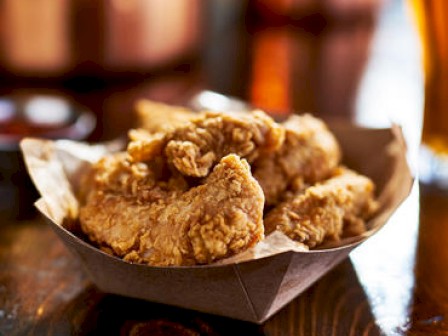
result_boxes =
[23,122,412,323]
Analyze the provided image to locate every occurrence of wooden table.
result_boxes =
[2,0,447,335]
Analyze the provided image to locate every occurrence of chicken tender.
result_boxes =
[79,154,265,266]
[80,151,188,204]
[135,99,201,133]
[127,110,285,177]
[252,114,341,206]
[264,168,378,248]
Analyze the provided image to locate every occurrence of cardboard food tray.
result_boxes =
[20,122,412,324]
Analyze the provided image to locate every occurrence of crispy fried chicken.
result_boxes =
[127,110,285,177]
[252,114,341,206]
[264,167,378,248]
[79,154,265,266]
[79,104,377,264]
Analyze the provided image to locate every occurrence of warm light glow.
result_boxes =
[36,306,44,317]
[105,0,200,68]
[2,0,71,73]
[250,28,291,114]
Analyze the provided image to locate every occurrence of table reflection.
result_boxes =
[408,184,448,334]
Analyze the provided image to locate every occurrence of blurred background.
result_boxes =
[0,0,422,138]
[0,0,422,218]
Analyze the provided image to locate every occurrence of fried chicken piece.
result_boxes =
[264,167,378,248]
[127,110,285,177]
[135,99,201,133]
[252,114,341,206]
[80,151,189,204]
[79,154,265,266]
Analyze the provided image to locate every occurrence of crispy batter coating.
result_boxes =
[264,167,378,248]
[252,114,341,206]
[135,99,201,133]
[81,151,188,204]
[79,104,378,264]
[127,110,285,177]
[79,154,265,266]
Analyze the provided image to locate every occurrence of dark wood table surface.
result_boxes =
[2,1,448,335]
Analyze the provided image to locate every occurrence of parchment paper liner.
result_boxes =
[20,122,412,323]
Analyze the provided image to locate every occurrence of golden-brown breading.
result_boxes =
[81,151,189,204]
[135,99,201,133]
[127,110,285,177]
[263,167,378,248]
[79,154,265,266]
[252,114,341,206]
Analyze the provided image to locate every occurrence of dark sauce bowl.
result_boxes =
[0,94,96,219]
